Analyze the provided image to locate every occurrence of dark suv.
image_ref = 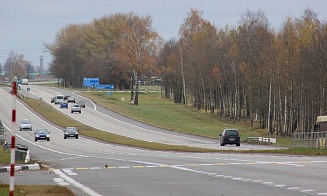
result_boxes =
[220,129,240,146]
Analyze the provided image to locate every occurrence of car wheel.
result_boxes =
[64,137,67,139]
[71,111,73,113]
[79,111,81,113]
[221,142,225,146]
[35,139,37,141]
[47,138,50,141]
[236,143,240,146]
[20,129,22,131]
[76,136,78,139]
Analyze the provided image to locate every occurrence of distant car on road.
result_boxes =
[64,94,71,100]
[64,127,79,139]
[67,96,75,103]
[71,104,81,113]
[51,97,55,103]
[60,102,68,108]
[34,129,50,141]
[19,119,32,131]
[220,129,240,146]
[21,79,29,85]
[76,100,85,108]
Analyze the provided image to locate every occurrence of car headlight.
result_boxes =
[46,135,50,137]
[36,135,40,137]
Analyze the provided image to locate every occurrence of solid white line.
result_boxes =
[301,190,314,192]
[287,187,299,190]
[53,169,102,196]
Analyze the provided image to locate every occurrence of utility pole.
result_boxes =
[39,55,43,74]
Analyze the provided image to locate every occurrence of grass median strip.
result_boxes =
[23,98,219,152]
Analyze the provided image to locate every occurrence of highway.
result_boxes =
[1,84,327,196]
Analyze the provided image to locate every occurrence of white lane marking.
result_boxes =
[53,178,70,186]
[262,182,274,186]
[53,169,102,196]
[62,169,78,176]
[90,167,102,170]
[287,187,299,190]
[118,166,131,169]
[301,190,314,193]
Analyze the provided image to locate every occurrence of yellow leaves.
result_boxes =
[210,66,222,82]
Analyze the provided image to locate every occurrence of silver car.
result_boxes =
[71,104,81,113]
[19,119,32,131]
[67,96,75,103]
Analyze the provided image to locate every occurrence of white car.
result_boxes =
[19,119,32,131]
[71,104,81,113]
[54,95,64,104]
[67,96,75,103]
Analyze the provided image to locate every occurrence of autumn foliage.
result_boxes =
[46,9,327,135]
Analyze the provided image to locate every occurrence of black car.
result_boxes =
[64,127,79,139]
[34,129,50,141]
[220,129,240,146]
[64,94,71,100]
[76,100,85,108]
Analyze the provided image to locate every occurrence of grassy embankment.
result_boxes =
[0,184,74,196]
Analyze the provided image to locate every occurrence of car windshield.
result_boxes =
[21,119,30,124]
[36,129,48,134]
[226,130,239,137]
[65,127,77,133]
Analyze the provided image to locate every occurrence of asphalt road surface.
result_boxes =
[1,84,327,196]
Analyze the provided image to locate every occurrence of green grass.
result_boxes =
[79,91,273,140]
[0,184,74,196]
[0,146,10,165]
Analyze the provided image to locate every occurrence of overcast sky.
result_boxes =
[1,0,326,69]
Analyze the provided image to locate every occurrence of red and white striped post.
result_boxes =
[9,81,17,196]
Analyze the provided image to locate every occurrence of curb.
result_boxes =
[0,163,40,173]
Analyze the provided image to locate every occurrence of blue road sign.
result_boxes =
[95,84,114,90]
[83,78,99,87]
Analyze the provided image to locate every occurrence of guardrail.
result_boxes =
[0,128,5,142]
[292,131,327,148]
[246,137,276,144]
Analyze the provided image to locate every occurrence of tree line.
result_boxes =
[2,51,36,80]
[46,9,327,136]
